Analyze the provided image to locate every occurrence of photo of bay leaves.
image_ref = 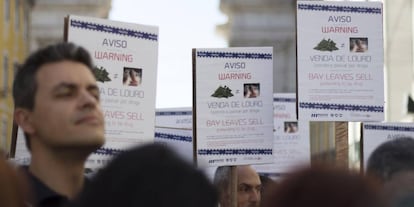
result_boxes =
[211,85,234,98]
[313,38,338,52]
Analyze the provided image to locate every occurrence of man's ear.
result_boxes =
[14,108,35,134]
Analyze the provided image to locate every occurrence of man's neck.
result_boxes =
[29,147,88,199]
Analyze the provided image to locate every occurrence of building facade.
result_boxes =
[0,0,33,154]
[30,0,112,51]
[0,0,112,155]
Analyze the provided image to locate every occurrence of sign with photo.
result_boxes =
[362,122,414,170]
[193,47,274,167]
[65,15,158,168]
[296,1,384,121]
[253,93,311,175]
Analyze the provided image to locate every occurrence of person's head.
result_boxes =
[0,157,31,207]
[367,137,414,206]
[71,143,218,207]
[214,165,262,207]
[13,42,104,153]
[367,137,414,183]
[262,165,384,207]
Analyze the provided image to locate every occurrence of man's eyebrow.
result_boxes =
[86,84,99,91]
[52,83,99,92]
[239,183,262,187]
[239,183,253,187]
[52,82,77,92]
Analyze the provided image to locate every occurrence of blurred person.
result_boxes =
[0,156,30,207]
[128,69,141,86]
[262,164,384,207]
[247,85,258,98]
[70,143,218,207]
[351,39,367,53]
[244,85,259,98]
[367,137,414,207]
[123,68,141,86]
[13,42,105,207]
[214,165,262,207]
[284,122,298,133]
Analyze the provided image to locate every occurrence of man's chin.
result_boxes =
[66,143,104,158]
[82,139,105,152]
[246,203,260,207]
[62,138,105,153]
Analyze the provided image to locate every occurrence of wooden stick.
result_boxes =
[229,166,238,207]
[335,122,348,168]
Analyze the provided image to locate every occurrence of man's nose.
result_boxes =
[78,90,98,109]
[249,189,260,202]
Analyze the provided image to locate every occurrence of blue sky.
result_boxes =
[109,0,228,108]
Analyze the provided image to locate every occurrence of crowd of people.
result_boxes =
[1,42,413,207]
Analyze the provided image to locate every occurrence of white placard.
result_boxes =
[297,1,384,121]
[11,127,31,165]
[67,15,158,168]
[155,107,192,129]
[155,128,193,163]
[253,93,311,175]
[154,108,193,162]
[362,122,414,170]
[194,47,274,167]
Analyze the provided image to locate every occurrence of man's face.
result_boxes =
[26,60,105,151]
[237,166,262,207]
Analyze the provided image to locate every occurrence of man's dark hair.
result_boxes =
[13,42,94,150]
[71,144,218,207]
[13,42,94,110]
[367,137,414,182]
